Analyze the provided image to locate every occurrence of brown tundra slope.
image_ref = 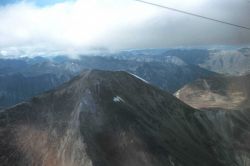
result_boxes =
[175,74,250,110]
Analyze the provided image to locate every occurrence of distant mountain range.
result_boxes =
[0,53,217,108]
[0,47,249,109]
[115,48,250,75]
[199,48,250,75]
[1,70,247,166]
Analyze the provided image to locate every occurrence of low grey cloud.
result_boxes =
[0,0,249,57]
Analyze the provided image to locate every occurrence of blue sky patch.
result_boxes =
[0,0,73,7]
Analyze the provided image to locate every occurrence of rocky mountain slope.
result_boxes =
[175,74,250,110]
[0,70,241,166]
[199,48,250,75]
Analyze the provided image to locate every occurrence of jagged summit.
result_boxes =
[0,70,239,166]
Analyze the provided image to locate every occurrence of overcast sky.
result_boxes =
[0,0,250,57]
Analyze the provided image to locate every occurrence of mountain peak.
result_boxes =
[0,70,237,166]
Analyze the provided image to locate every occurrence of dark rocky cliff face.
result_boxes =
[0,70,245,166]
[203,108,250,166]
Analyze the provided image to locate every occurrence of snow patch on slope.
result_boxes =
[128,73,149,83]
[113,96,125,103]
[175,90,181,98]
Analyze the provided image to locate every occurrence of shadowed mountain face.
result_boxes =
[196,108,250,166]
[0,70,242,166]
[133,62,216,93]
[0,73,70,109]
[175,74,250,110]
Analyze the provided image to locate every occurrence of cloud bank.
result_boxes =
[0,0,250,57]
